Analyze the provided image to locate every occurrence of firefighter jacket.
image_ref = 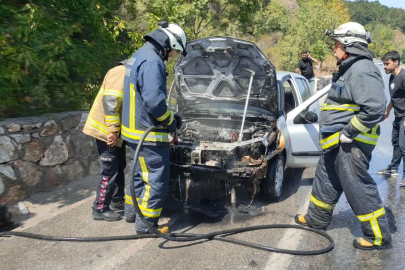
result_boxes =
[83,64,125,147]
[319,54,386,152]
[121,32,174,146]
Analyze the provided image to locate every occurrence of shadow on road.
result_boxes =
[280,168,307,202]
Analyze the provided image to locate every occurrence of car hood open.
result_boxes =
[172,36,279,117]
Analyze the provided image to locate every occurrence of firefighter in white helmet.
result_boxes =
[121,22,186,234]
[295,22,392,250]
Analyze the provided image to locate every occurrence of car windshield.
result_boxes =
[181,102,275,118]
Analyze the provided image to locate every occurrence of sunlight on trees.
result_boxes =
[1,0,405,118]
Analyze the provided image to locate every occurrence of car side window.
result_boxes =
[283,80,292,93]
[296,78,312,103]
[283,79,298,114]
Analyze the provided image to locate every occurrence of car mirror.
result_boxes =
[304,111,318,123]
[293,110,318,124]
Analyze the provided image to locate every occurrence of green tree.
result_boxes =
[0,0,138,118]
[368,24,396,58]
[275,0,350,71]
[346,0,388,26]
[140,0,262,40]
[401,50,405,64]
[312,40,329,69]
[346,0,405,33]
[249,1,291,37]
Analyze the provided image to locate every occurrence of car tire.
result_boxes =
[260,154,285,201]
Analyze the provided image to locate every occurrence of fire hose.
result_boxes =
[0,126,335,256]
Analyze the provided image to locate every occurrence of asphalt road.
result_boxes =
[1,66,405,270]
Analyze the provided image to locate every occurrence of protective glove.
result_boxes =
[167,117,177,133]
[340,133,353,144]
[174,114,182,129]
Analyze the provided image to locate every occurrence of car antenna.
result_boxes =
[238,68,255,141]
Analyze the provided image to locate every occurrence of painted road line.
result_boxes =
[264,192,311,270]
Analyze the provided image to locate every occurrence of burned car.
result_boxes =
[167,37,328,206]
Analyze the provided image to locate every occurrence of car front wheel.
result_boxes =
[260,154,284,201]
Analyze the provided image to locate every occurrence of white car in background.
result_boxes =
[167,36,330,204]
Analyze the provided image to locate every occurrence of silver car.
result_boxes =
[167,36,329,205]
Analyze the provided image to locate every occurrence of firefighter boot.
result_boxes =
[136,225,170,235]
[125,215,135,223]
[294,214,327,230]
[353,237,383,250]
[92,209,121,221]
[294,214,308,226]
[110,200,125,210]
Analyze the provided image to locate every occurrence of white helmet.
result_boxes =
[159,22,187,56]
[325,22,372,46]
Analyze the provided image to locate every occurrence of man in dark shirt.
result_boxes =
[377,50,405,187]
[295,50,319,91]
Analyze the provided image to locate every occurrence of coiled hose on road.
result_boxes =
[0,126,335,255]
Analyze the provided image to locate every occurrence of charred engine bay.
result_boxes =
[169,117,279,202]
[170,117,278,169]
[178,118,275,143]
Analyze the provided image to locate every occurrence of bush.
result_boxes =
[0,0,138,118]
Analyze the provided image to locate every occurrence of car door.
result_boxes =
[284,84,331,168]
[295,77,320,114]
[280,75,301,114]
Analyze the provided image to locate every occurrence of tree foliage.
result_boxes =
[0,0,137,118]
[401,50,405,64]
[368,24,396,58]
[346,0,405,32]
[247,1,291,37]
[275,0,350,71]
[345,0,405,59]
[140,0,262,40]
[2,0,405,118]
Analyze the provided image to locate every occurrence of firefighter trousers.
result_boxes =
[305,141,392,246]
[125,142,170,232]
[93,139,126,211]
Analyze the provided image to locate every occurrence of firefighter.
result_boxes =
[83,60,127,221]
[121,22,186,234]
[295,22,392,250]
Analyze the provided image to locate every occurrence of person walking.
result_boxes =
[295,22,392,250]
[121,22,186,234]
[83,60,127,221]
[296,50,319,91]
[377,51,405,187]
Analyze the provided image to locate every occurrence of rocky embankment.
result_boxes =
[0,112,99,205]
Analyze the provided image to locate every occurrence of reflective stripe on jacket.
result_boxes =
[319,55,386,151]
[121,42,173,146]
[320,125,379,151]
[83,65,125,147]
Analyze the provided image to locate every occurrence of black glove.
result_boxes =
[174,114,182,129]
[167,117,177,133]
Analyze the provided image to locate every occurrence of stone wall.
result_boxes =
[0,112,99,205]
